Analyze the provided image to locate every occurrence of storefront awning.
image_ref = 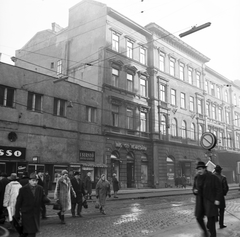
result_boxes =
[80,162,108,168]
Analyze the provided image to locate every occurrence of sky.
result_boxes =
[0,0,240,81]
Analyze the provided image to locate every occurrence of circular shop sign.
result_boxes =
[200,132,217,150]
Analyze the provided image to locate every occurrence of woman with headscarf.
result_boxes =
[95,174,111,215]
[54,170,76,224]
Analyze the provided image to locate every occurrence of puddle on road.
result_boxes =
[171,202,183,207]
[113,203,143,225]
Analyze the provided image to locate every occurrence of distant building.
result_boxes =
[10,0,240,187]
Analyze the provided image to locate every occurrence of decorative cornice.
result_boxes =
[123,64,138,75]
[109,58,124,70]
[137,70,149,78]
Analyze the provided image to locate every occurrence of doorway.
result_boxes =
[127,162,134,188]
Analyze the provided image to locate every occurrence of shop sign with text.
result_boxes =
[0,146,26,160]
[115,142,147,151]
[79,150,95,162]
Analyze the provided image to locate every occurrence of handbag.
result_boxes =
[82,199,88,209]
[53,200,62,210]
[95,200,100,209]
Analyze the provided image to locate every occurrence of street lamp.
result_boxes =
[179,22,211,38]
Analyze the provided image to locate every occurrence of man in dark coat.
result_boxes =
[70,171,86,217]
[214,165,229,229]
[84,172,92,200]
[112,173,119,198]
[15,172,46,237]
[193,161,222,237]
[19,171,30,186]
[0,172,10,222]
[37,170,47,219]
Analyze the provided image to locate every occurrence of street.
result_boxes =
[8,190,240,237]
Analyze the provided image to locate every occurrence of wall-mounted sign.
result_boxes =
[115,142,147,151]
[79,150,95,162]
[32,156,39,163]
[200,132,217,150]
[0,146,26,160]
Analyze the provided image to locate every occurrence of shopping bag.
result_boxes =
[95,200,100,209]
[53,200,62,210]
[12,216,23,236]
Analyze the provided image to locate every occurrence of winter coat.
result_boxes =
[15,184,45,235]
[54,176,75,212]
[112,177,119,192]
[0,178,10,212]
[214,173,229,209]
[3,181,22,217]
[193,171,222,218]
[96,179,110,207]
[19,177,29,187]
[71,177,85,204]
[84,176,92,194]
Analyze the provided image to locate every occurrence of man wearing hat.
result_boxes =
[193,161,222,237]
[70,171,86,217]
[15,172,48,237]
[214,165,229,229]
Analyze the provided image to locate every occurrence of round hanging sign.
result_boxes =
[200,132,217,150]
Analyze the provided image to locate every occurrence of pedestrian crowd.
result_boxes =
[0,170,118,237]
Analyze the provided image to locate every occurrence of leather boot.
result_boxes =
[61,214,65,224]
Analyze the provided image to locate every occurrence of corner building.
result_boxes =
[13,0,240,187]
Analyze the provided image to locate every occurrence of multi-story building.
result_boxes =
[9,0,240,187]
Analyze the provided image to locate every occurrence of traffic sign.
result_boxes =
[200,132,217,150]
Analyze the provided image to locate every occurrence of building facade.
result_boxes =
[8,0,240,187]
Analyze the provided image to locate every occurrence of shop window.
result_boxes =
[141,154,148,184]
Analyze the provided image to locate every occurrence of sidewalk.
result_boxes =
[47,183,239,201]
[151,211,240,237]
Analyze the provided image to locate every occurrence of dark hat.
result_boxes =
[9,173,18,180]
[74,171,80,176]
[29,172,38,180]
[215,165,222,172]
[196,161,207,169]
[0,172,7,177]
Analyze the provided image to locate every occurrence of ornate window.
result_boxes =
[171,118,177,137]
[181,120,187,138]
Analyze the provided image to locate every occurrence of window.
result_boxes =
[159,52,165,71]
[180,93,186,109]
[57,60,62,75]
[205,80,209,94]
[227,134,231,148]
[86,106,97,123]
[160,84,166,102]
[225,91,228,103]
[112,105,119,127]
[196,72,201,88]
[181,120,187,138]
[170,58,175,76]
[140,46,146,65]
[171,89,176,106]
[179,63,184,80]
[51,62,54,69]
[140,77,147,97]
[210,83,215,96]
[226,111,230,124]
[190,123,195,140]
[188,67,193,84]
[212,104,216,120]
[27,92,42,112]
[126,40,133,58]
[189,96,194,111]
[112,68,119,87]
[236,134,240,149]
[161,115,167,135]
[112,32,119,52]
[53,98,66,117]
[216,86,220,99]
[127,73,133,92]
[234,113,239,126]
[171,118,177,137]
[140,111,147,132]
[198,124,203,140]
[0,85,15,108]
[234,94,237,105]
[141,158,148,184]
[126,108,133,130]
[197,99,203,114]
[206,102,210,117]
[219,131,224,146]
[218,107,222,121]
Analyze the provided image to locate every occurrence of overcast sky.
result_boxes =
[0,0,239,81]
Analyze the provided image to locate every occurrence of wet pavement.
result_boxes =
[6,189,240,237]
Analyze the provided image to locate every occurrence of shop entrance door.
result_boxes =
[127,163,134,188]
